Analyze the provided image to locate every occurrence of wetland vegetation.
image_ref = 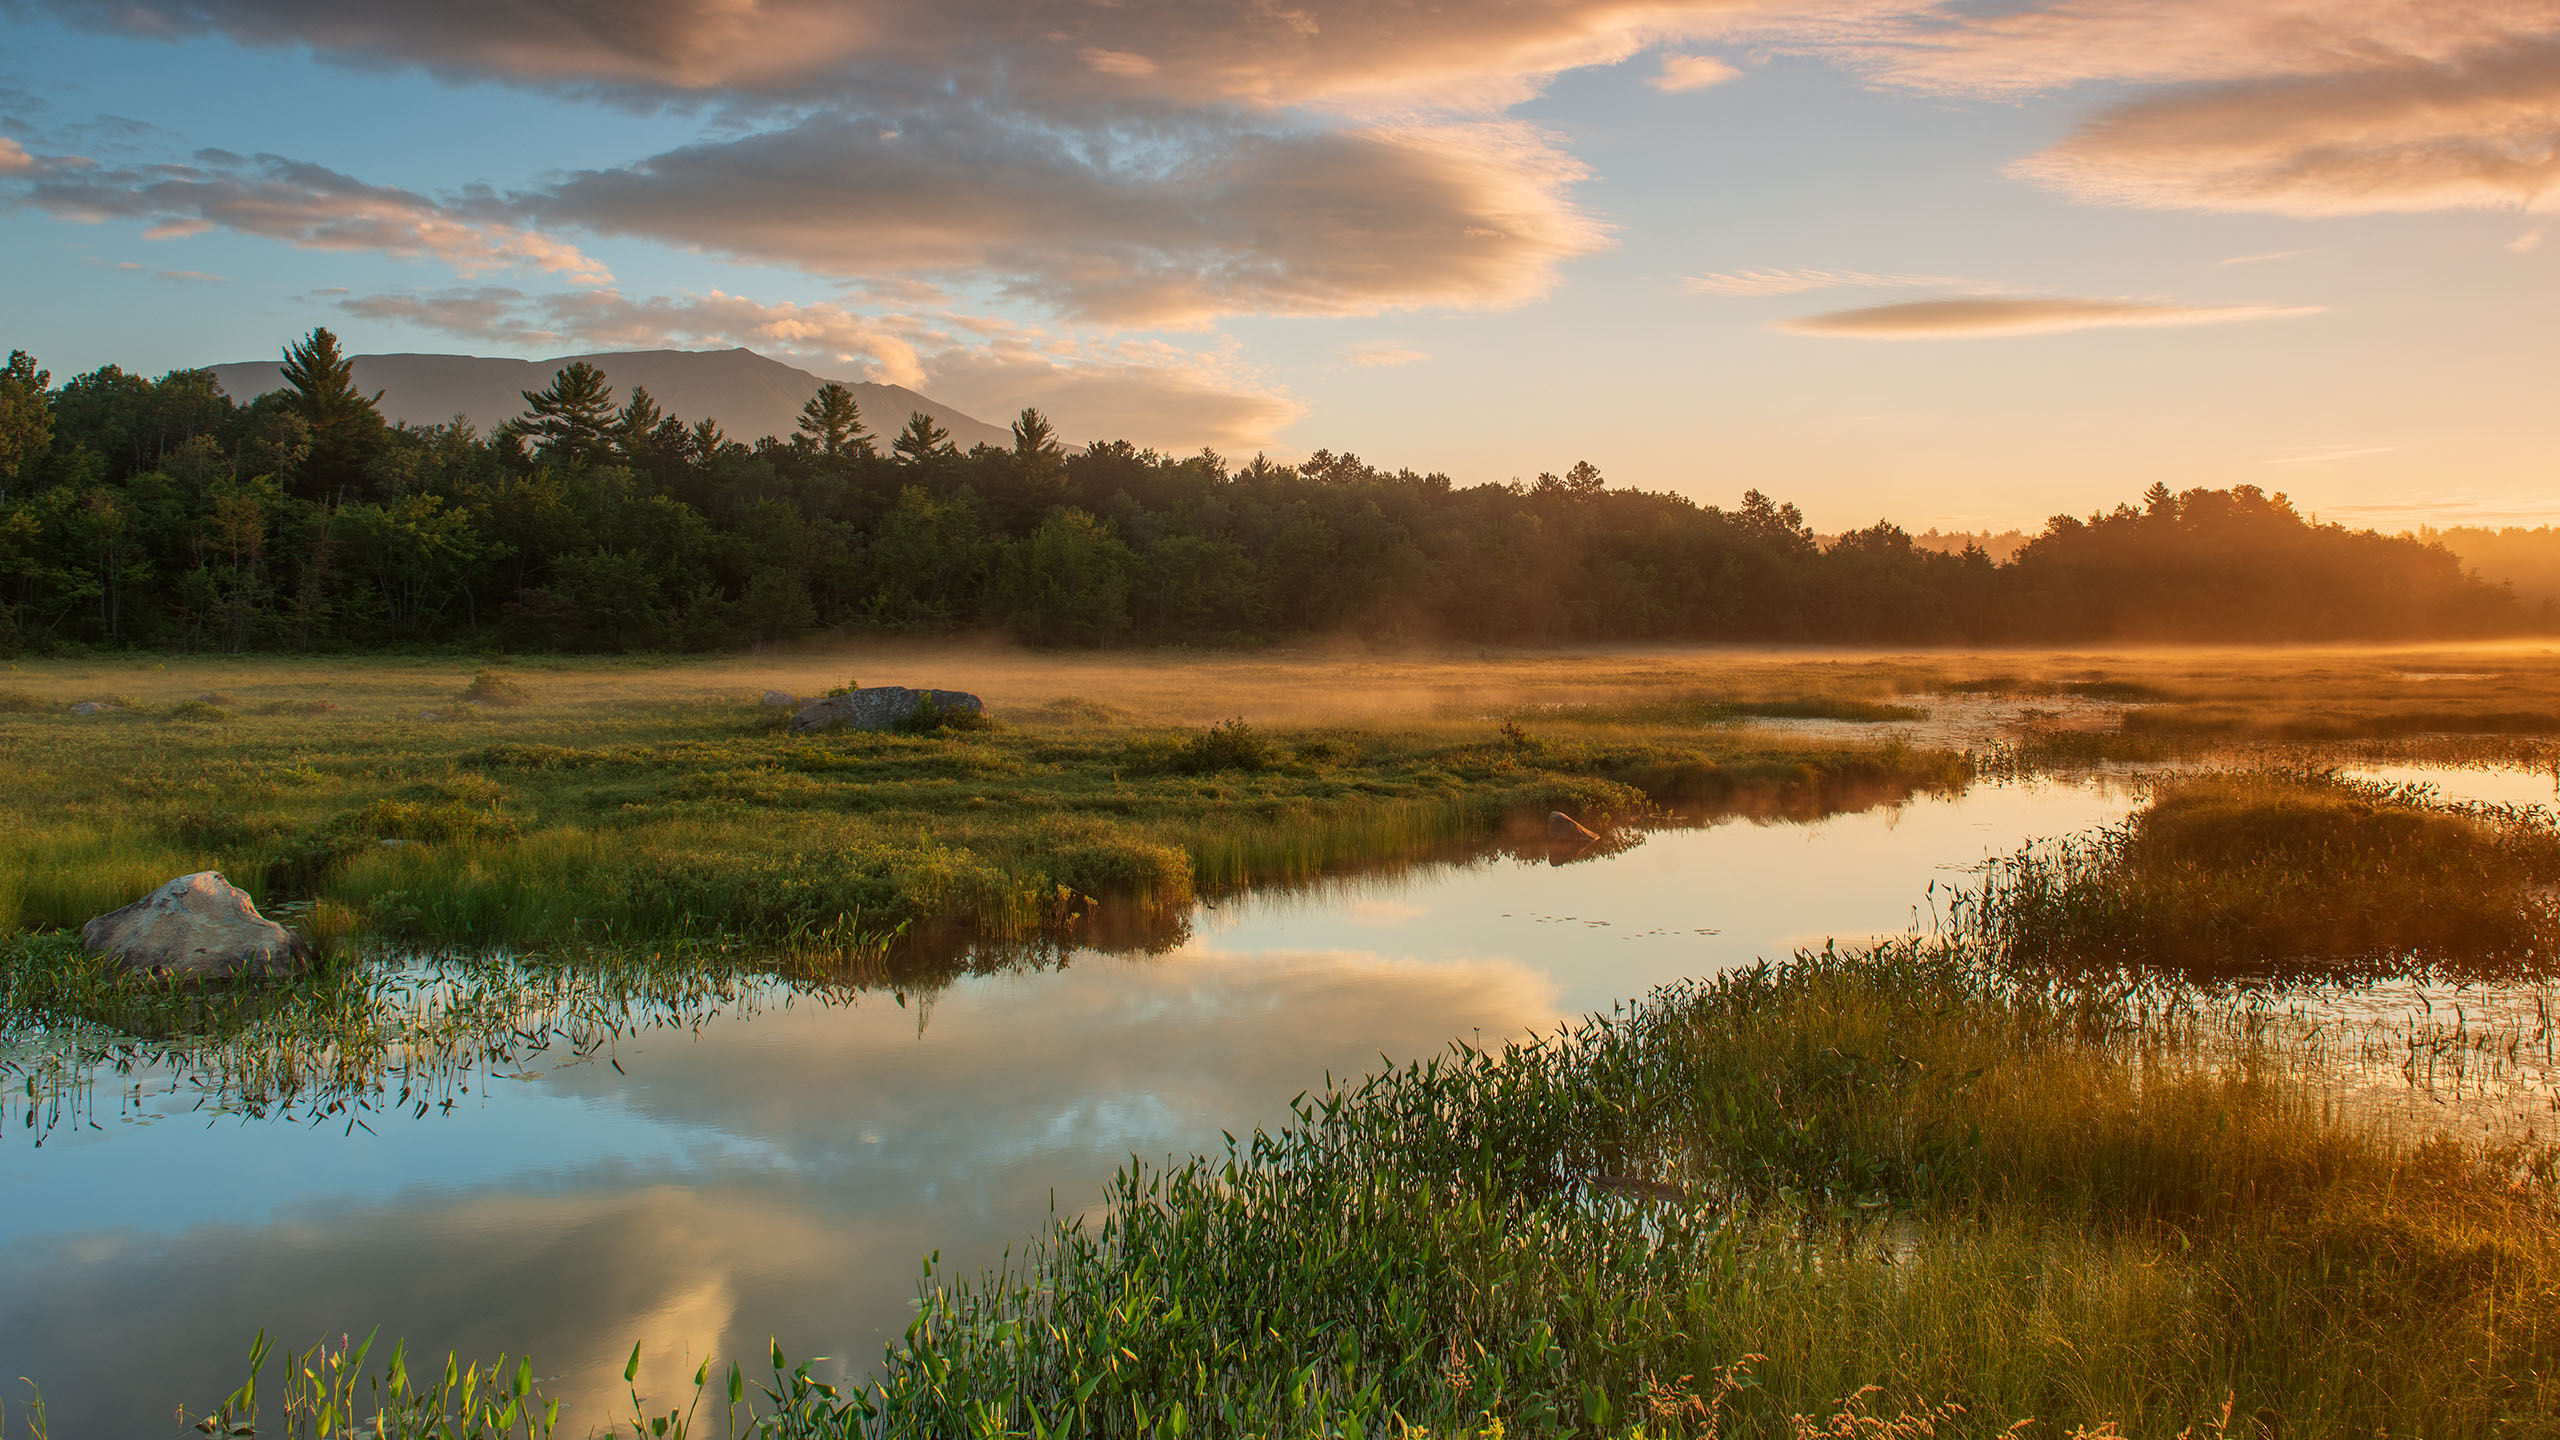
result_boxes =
[14,644,2560,1437]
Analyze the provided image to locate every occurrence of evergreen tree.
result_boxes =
[278,327,385,499]
[519,361,617,468]
[798,382,872,459]
[893,411,953,464]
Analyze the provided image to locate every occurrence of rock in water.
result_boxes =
[1548,811,1601,843]
[81,872,314,980]
[790,686,984,734]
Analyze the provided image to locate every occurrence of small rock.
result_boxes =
[760,690,803,709]
[1548,811,1601,843]
[67,701,116,716]
[790,686,985,734]
[418,710,442,721]
[81,872,314,981]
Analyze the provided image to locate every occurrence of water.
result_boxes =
[0,776,2149,1436]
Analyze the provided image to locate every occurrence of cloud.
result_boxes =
[1775,295,2327,338]
[1653,53,1740,92]
[1343,341,1430,367]
[155,267,227,283]
[2515,226,2550,250]
[2263,442,2403,464]
[1739,1,2560,219]
[334,284,1304,452]
[26,0,1858,108]
[6,146,613,282]
[0,137,30,174]
[2009,44,2560,216]
[526,109,1607,326]
[1681,265,1972,297]
[2220,249,2311,264]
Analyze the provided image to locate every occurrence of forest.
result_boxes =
[0,331,2534,655]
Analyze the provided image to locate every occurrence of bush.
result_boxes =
[165,700,230,722]
[1172,717,1271,773]
[457,670,530,707]
[0,690,51,713]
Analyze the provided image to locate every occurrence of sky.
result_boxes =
[2,0,2555,533]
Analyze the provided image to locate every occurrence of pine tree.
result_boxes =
[1011,407,1062,468]
[798,382,872,460]
[519,361,616,468]
[893,411,953,464]
[279,327,385,499]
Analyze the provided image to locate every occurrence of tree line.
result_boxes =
[0,330,2531,655]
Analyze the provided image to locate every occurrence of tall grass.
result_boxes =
[158,941,2560,1439]
[1971,771,2560,982]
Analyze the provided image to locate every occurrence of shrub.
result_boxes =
[0,690,53,713]
[457,670,530,707]
[1172,717,1270,773]
[165,700,230,722]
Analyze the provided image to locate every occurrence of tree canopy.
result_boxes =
[0,339,2533,656]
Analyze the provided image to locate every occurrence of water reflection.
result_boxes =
[2,778,2142,1438]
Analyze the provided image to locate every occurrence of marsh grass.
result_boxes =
[1972,771,2560,982]
[0,928,886,1143]
[173,944,2560,1439]
[0,655,1973,951]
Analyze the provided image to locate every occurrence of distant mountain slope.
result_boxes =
[206,347,1013,451]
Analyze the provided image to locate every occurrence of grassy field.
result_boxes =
[0,644,2005,954]
[8,640,2560,957]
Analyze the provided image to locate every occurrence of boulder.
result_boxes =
[81,872,315,980]
[790,686,984,734]
[760,690,804,709]
[66,701,116,716]
[1548,811,1601,843]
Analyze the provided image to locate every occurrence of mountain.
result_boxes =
[205,347,1013,452]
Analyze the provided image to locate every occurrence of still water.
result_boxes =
[5,779,2143,1436]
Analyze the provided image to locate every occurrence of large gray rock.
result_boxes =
[81,872,315,980]
[790,686,984,734]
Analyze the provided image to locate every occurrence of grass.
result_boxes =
[113,771,2560,1440]
[1972,771,2560,982]
[22,644,2560,1437]
[0,927,887,1142]
[0,651,1979,952]
[145,943,2560,1440]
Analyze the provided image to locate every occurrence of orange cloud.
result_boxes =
[1775,296,2326,338]
[1682,266,1973,296]
[2011,45,2560,215]
[1652,53,1740,92]
[528,111,1608,326]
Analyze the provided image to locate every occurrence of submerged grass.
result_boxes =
[159,943,2560,1439]
[0,927,889,1142]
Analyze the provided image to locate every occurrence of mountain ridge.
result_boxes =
[205,346,1014,452]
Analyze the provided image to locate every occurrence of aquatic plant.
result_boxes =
[1969,771,2560,982]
